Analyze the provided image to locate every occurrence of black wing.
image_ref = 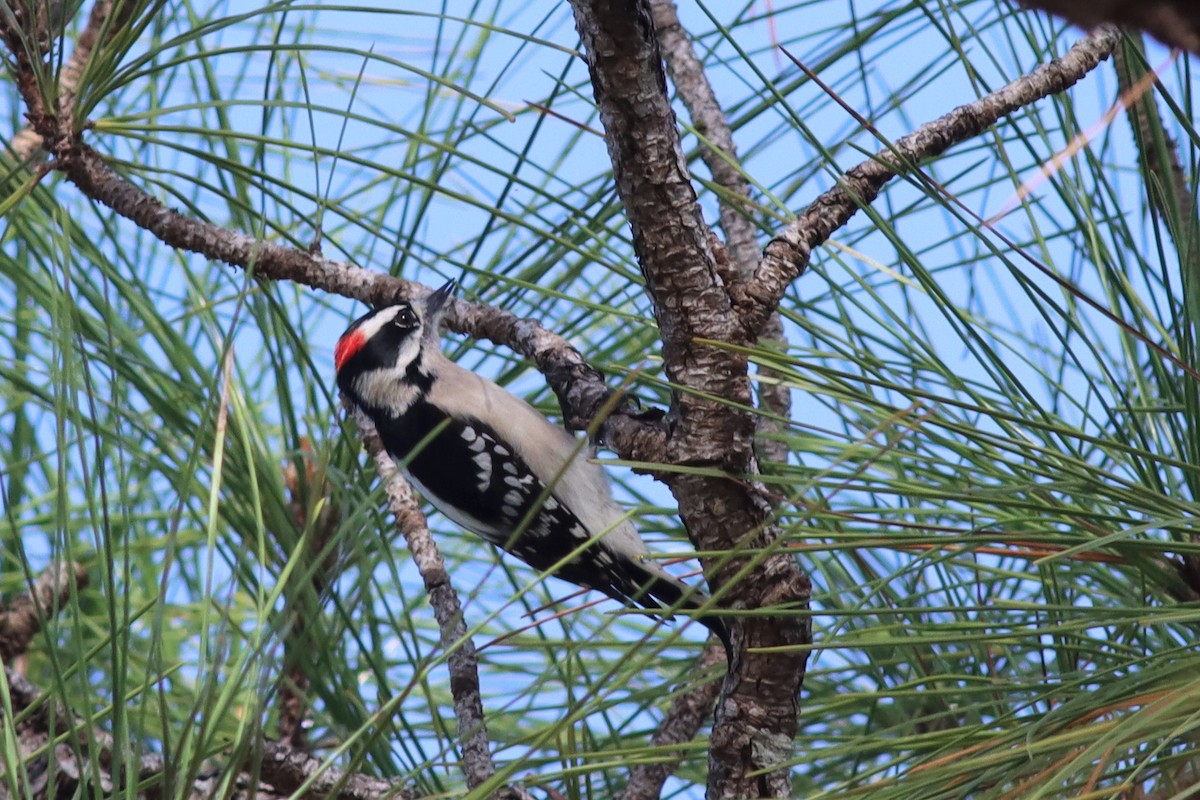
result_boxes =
[374,400,666,607]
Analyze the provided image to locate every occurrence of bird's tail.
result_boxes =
[626,561,733,667]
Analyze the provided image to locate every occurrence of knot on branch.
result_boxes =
[730,548,811,616]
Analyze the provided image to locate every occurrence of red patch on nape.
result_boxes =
[334,330,365,373]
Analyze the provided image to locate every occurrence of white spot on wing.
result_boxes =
[473,452,491,491]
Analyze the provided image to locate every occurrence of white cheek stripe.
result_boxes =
[354,306,403,343]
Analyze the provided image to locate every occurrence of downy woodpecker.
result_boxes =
[335,281,730,660]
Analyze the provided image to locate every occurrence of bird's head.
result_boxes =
[334,279,456,406]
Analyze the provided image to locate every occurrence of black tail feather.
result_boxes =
[619,561,733,668]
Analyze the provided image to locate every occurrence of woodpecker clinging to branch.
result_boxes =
[335,280,730,660]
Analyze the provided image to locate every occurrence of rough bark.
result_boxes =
[1021,0,1200,54]
[650,0,793,471]
[566,2,812,797]
[0,562,88,662]
[649,0,759,276]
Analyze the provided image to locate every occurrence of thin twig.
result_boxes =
[649,0,758,275]
[343,402,496,792]
[741,25,1123,336]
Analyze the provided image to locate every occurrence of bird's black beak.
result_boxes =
[426,279,457,318]
[421,280,458,344]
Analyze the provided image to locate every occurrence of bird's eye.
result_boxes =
[394,307,418,328]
